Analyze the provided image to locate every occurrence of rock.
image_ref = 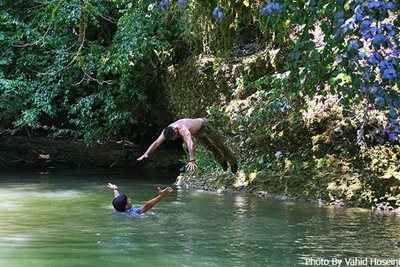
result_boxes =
[330,199,345,207]
[217,187,225,194]
[318,199,328,206]
[257,191,268,197]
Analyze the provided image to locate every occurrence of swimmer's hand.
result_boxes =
[107,183,118,190]
[107,183,120,197]
[158,186,173,197]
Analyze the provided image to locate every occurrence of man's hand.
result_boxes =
[157,186,173,197]
[185,161,197,171]
[107,183,118,190]
[137,154,148,161]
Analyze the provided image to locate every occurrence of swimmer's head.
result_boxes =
[112,194,132,212]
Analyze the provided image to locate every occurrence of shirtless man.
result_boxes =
[137,118,238,173]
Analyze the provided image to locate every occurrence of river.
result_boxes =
[0,169,399,266]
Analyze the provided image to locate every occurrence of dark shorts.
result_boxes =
[196,119,237,165]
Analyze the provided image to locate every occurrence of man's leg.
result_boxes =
[197,136,227,170]
[201,121,238,173]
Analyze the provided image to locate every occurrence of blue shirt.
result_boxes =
[126,207,142,215]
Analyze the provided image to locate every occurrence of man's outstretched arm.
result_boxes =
[140,187,173,213]
[137,133,166,161]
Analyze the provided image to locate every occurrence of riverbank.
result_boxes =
[0,136,181,170]
[174,171,400,215]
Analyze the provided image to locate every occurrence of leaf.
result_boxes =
[52,0,66,21]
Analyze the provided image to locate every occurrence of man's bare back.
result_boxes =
[136,118,205,169]
[169,118,204,135]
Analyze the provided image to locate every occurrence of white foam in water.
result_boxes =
[0,202,22,210]
[0,234,30,245]
[0,189,82,199]
[42,190,82,198]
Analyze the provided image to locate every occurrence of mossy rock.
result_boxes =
[160,56,229,119]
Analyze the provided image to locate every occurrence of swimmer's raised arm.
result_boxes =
[140,187,173,213]
[107,183,120,198]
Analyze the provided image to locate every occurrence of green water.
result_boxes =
[0,170,399,267]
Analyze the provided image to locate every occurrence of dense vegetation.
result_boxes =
[1,0,399,208]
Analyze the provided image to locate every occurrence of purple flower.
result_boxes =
[382,68,398,81]
[348,40,361,51]
[363,69,374,81]
[335,55,344,64]
[343,17,356,32]
[379,59,396,72]
[361,28,374,39]
[269,3,284,12]
[394,39,399,48]
[373,33,388,46]
[392,125,400,134]
[260,5,272,16]
[360,19,373,30]
[212,6,224,20]
[354,13,363,22]
[260,2,285,16]
[367,52,382,65]
[389,133,399,143]
[386,2,395,10]
[380,24,396,37]
[362,85,379,94]
[369,85,379,94]
[366,0,385,10]
[158,0,170,11]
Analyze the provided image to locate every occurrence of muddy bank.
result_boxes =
[0,136,182,170]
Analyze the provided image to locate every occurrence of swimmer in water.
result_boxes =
[107,183,173,215]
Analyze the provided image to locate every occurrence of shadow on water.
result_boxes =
[0,169,399,267]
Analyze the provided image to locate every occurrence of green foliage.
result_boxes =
[180,145,219,173]
[0,0,178,142]
[1,0,399,149]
